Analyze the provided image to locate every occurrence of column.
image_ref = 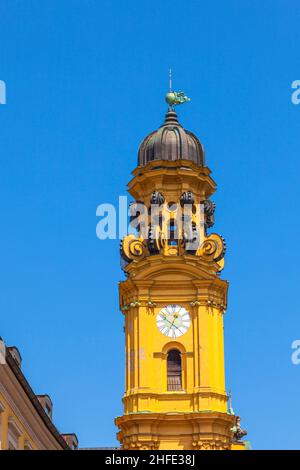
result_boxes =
[0,407,9,450]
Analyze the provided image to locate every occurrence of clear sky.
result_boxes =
[1,0,300,450]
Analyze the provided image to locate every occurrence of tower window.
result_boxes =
[167,349,182,391]
[168,220,178,246]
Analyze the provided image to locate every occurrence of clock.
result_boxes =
[156,304,191,338]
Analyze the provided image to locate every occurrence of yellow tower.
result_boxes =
[115,104,246,450]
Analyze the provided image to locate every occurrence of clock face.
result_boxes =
[156,304,191,338]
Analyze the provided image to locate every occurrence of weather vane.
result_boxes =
[165,68,190,109]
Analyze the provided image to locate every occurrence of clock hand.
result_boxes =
[169,314,185,334]
[173,324,183,332]
[161,314,175,327]
[161,312,184,335]
[167,316,177,335]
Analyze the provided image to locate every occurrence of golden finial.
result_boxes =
[165,69,191,108]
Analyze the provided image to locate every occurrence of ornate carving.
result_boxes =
[150,191,165,206]
[180,191,195,206]
[148,224,166,254]
[120,228,226,268]
[203,199,216,230]
[120,234,147,262]
[120,198,226,266]
[129,301,141,307]
[192,438,231,450]
[122,437,159,451]
[190,300,201,307]
[199,233,226,262]
[231,417,247,442]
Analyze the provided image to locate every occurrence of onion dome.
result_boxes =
[138,109,205,167]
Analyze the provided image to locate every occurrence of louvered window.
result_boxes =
[167,349,182,391]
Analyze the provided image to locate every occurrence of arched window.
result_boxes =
[167,349,182,391]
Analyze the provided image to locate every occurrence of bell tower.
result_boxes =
[115,100,246,450]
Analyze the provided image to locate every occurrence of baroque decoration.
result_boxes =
[115,95,248,451]
[121,192,225,268]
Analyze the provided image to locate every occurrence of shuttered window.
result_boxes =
[167,349,182,391]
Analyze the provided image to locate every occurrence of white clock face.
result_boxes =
[156,304,191,338]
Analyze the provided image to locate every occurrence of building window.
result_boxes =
[7,417,21,450]
[8,431,18,450]
[167,349,182,391]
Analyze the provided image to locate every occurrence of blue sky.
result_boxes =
[1,0,300,450]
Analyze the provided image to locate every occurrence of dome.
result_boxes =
[138,109,205,167]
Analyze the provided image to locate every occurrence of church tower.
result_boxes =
[115,96,246,450]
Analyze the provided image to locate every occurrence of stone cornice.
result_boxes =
[128,160,216,202]
[122,253,224,281]
[115,410,234,425]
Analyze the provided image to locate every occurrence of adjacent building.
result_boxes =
[0,338,77,450]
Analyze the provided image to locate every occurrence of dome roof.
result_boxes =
[138,109,205,167]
